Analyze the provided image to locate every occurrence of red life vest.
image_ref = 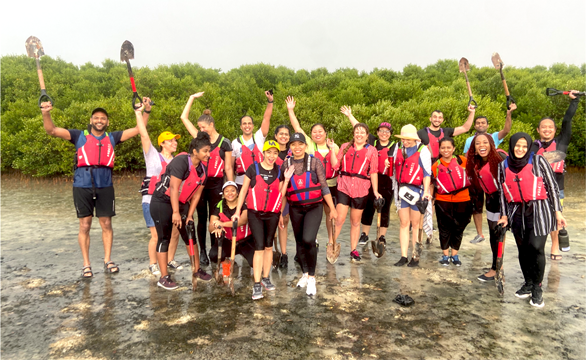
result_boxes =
[203,136,225,178]
[502,154,548,203]
[313,143,337,179]
[340,144,372,180]
[434,156,471,195]
[426,128,444,159]
[275,149,292,167]
[286,155,323,205]
[235,136,264,176]
[395,144,425,186]
[140,153,172,195]
[77,130,115,168]
[474,149,507,195]
[217,201,250,242]
[536,140,564,174]
[164,155,207,204]
[374,140,395,177]
[245,162,283,213]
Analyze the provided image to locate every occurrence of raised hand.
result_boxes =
[40,101,53,114]
[284,165,295,181]
[143,97,152,112]
[507,103,517,112]
[340,105,352,117]
[285,96,296,110]
[326,138,336,148]
[265,90,274,103]
[190,92,205,99]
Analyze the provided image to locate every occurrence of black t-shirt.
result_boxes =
[212,134,233,159]
[278,149,289,161]
[245,162,279,189]
[367,133,376,146]
[211,200,247,219]
[417,127,455,145]
[153,154,207,203]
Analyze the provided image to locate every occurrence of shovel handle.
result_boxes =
[132,92,142,110]
[38,89,54,108]
[506,95,515,110]
[468,96,478,109]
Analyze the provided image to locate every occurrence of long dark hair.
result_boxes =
[343,123,370,156]
[189,131,212,154]
[466,133,503,183]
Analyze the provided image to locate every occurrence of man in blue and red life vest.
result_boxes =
[531,90,580,259]
[41,102,142,278]
[232,90,273,190]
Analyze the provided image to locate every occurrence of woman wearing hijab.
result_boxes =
[497,133,566,308]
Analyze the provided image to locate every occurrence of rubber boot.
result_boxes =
[559,228,570,252]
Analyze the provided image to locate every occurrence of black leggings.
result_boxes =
[248,210,280,251]
[361,175,393,228]
[150,199,193,253]
[196,181,223,251]
[290,202,323,276]
[435,200,472,251]
[485,192,501,271]
[209,234,255,267]
[512,207,547,285]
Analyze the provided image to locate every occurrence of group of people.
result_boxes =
[40,88,580,306]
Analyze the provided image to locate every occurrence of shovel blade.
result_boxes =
[375,240,386,258]
[458,57,470,73]
[491,52,503,70]
[272,250,281,269]
[326,243,341,264]
[25,36,44,58]
[120,40,135,62]
[542,150,566,164]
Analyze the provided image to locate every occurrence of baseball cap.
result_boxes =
[222,181,238,191]
[262,140,280,152]
[378,122,392,131]
[91,107,109,118]
[290,132,307,144]
[158,131,181,146]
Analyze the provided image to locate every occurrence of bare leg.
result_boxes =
[361,224,372,237]
[98,217,114,264]
[157,252,169,278]
[333,203,349,242]
[349,209,363,251]
[148,227,158,265]
[263,247,273,278]
[550,230,560,256]
[324,205,333,243]
[78,216,92,267]
[278,214,289,254]
[168,226,180,262]
[380,227,388,237]
[410,209,421,251]
[473,213,484,237]
[398,208,410,257]
[253,250,264,282]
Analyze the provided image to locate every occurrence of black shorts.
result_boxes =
[327,185,338,205]
[337,190,368,210]
[73,186,116,218]
[247,210,280,251]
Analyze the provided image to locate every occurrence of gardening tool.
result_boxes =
[214,232,224,283]
[546,88,585,97]
[25,36,54,107]
[541,150,566,164]
[494,224,507,296]
[186,221,198,291]
[272,246,282,270]
[459,57,477,108]
[228,220,238,295]
[326,218,341,264]
[371,198,386,258]
[120,40,154,110]
[491,53,515,109]
[413,198,429,259]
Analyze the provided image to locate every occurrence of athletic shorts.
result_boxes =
[73,186,116,218]
[142,202,155,228]
[337,190,368,210]
[248,210,280,251]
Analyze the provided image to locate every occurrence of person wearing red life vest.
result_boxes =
[150,132,213,290]
[497,133,566,308]
[531,91,580,259]
[273,125,292,268]
[208,181,255,278]
[286,96,340,257]
[181,92,234,267]
[278,133,337,296]
[136,97,182,276]
[391,124,432,267]
[330,123,382,263]
[232,141,285,300]
[41,101,141,278]
[432,138,472,267]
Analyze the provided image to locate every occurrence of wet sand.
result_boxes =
[1,171,585,359]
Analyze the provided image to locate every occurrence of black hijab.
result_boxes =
[507,132,533,174]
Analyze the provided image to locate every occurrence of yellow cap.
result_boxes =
[262,140,279,152]
[158,131,181,146]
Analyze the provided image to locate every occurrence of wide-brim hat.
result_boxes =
[394,124,420,141]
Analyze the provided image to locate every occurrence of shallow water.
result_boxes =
[1,171,585,359]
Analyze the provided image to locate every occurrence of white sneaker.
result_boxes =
[296,273,309,288]
[149,263,161,275]
[306,277,316,296]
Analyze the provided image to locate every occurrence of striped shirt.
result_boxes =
[498,154,562,236]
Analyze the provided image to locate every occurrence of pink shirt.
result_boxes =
[334,142,378,198]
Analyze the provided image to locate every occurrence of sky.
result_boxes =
[1,0,585,73]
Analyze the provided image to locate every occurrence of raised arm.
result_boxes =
[452,105,476,137]
[136,98,153,154]
[558,91,580,148]
[180,92,205,138]
[327,138,340,169]
[498,103,516,140]
[40,102,71,140]
[286,96,303,133]
[340,105,359,127]
[260,91,274,137]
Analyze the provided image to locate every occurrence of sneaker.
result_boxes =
[515,282,533,299]
[358,232,369,246]
[350,249,362,263]
[252,282,263,300]
[261,277,276,291]
[478,274,495,282]
[394,256,409,267]
[439,255,450,266]
[306,277,316,296]
[157,275,178,290]
[279,253,289,269]
[407,257,419,267]
[200,249,209,267]
[194,268,212,282]
[149,263,161,275]
[378,235,387,244]
[560,246,570,252]
[470,234,485,244]
[167,260,183,270]
[530,284,545,308]
[297,273,309,288]
[450,255,462,266]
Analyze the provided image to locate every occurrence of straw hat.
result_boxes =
[394,124,420,141]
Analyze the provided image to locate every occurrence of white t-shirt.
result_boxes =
[231,129,266,185]
[142,144,173,204]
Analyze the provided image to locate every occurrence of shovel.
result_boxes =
[491,53,515,109]
[120,40,154,110]
[25,36,54,108]
[228,220,238,295]
[186,221,198,291]
[494,224,507,296]
[542,150,566,164]
[214,233,224,283]
[371,198,386,258]
[413,198,429,260]
[326,218,341,264]
[459,57,478,108]
[546,88,585,97]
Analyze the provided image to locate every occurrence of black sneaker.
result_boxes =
[252,282,263,300]
[279,253,288,269]
[200,249,210,267]
[378,235,387,244]
[350,249,362,263]
[358,232,369,246]
[477,274,495,282]
[394,256,408,267]
[407,257,419,267]
[439,255,450,266]
[530,284,545,308]
[157,275,178,290]
[515,282,533,299]
[450,255,462,267]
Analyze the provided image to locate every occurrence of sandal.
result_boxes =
[81,266,93,278]
[104,261,120,274]
[550,254,562,261]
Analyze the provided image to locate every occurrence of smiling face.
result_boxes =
[514,138,528,158]
[311,125,326,145]
[429,111,444,129]
[474,117,489,134]
[439,141,455,161]
[197,121,214,136]
[377,127,391,142]
[161,138,178,154]
[275,128,290,146]
[401,138,415,148]
[537,119,556,142]
[289,141,306,158]
[353,126,368,146]
[240,116,254,136]
[194,145,211,162]
[223,185,238,203]
[263,148,279,165]
[474,135,491,160]
[90,112,109,132]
